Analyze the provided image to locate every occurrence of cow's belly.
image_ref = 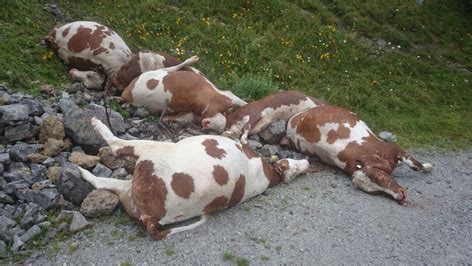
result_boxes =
[134,135,270,225]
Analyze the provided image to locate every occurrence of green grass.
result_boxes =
[223,251,250,266]
[164,245,176,257]
[0,0,471,148]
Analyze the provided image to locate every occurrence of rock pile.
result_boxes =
[0,81,306,259]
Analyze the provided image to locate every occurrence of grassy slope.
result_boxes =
[0,0,471,148]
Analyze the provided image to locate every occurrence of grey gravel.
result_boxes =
[25,150,472,264]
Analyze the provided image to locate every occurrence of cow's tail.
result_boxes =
[78,166,131,194]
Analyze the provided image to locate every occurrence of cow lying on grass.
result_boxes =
[120,56,245,123]
[45,21,132,76]
[112,50,247,107]
[282,105,433,203]
[79,117,309,239]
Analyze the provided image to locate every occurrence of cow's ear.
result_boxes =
[228,104,239,113]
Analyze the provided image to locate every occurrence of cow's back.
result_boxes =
[46,21,132,75]
[286,105,375,168]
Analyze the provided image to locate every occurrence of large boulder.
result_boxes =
[0,215,16,243]
[63,104,125,151]
[68,152,100,168]
[19,98,44,117]
[0,104,30,126]
[4,123,38,142]
[16,188,66,210]
[39,115,65,143]
[57,163,93,205]
[259,120,287,144]
[80,189,119,218]
[4,162,34,184]
[9,142,43,162]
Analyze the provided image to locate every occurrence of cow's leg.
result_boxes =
[167,215,208,236]
[78,166,131,192]
[400,153,433,172]
[251,117,273,134]
[145,216,207,240]
[92,117,161,156]
[79,166,140,220]
[240,126,250,144]
[162,112,193,123]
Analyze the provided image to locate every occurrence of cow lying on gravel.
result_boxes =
[120,56,245,123]
[79,117,309,239]
[45,21,132,76]
[111,50,247,106]
[282,105,433,203]
[201,91,324,141]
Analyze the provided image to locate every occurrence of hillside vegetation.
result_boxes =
[1,0,471,148]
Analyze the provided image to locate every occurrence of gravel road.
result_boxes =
[29,150,471,265]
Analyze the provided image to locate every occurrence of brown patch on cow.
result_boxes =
[274,159,290,175]
[116,146,138,158]
[121,77,138,103]
[45,28,59,53]
[113,54,141,90]
[92,46,108,56]
[212,165,229,185]
[326,123,351,144]
[146,78,159,90]
[171,172,195,199]
[203,196,228,214]
[202,139,226,159]
[62,26,70,37]
[339,136,401,175]
[158,52,181,67]
[67,25,109,53]
[67,56,99,71]
[262,159,282,187]
[225,91,312,129]
[293,106,361,144]
[161,71,233,118]
[109,42,115,49]
[228,175,245,207]
[131,160,167,221]
[239,143,259,160]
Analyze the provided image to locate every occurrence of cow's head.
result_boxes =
[352,166,406,204]
[201,113,227,133]
[274,158,310,183]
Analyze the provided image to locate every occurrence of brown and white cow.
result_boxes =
[201,91,324,141]
[79,117,309,239]
[109,50,182,91]
[120,56,245,123]
[111,50,247,107]
[282,105,433,203]
[45,21,132,76]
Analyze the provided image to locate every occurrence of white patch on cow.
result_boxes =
[227,115,250,137]
[252,98,317,133]
[131,70,172,113]
[138,51,166,72]
[202,103,210,115]
[286,116,372,169]
[422,163,433,172]
[282,159,309,183]
[53,21,132,75]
